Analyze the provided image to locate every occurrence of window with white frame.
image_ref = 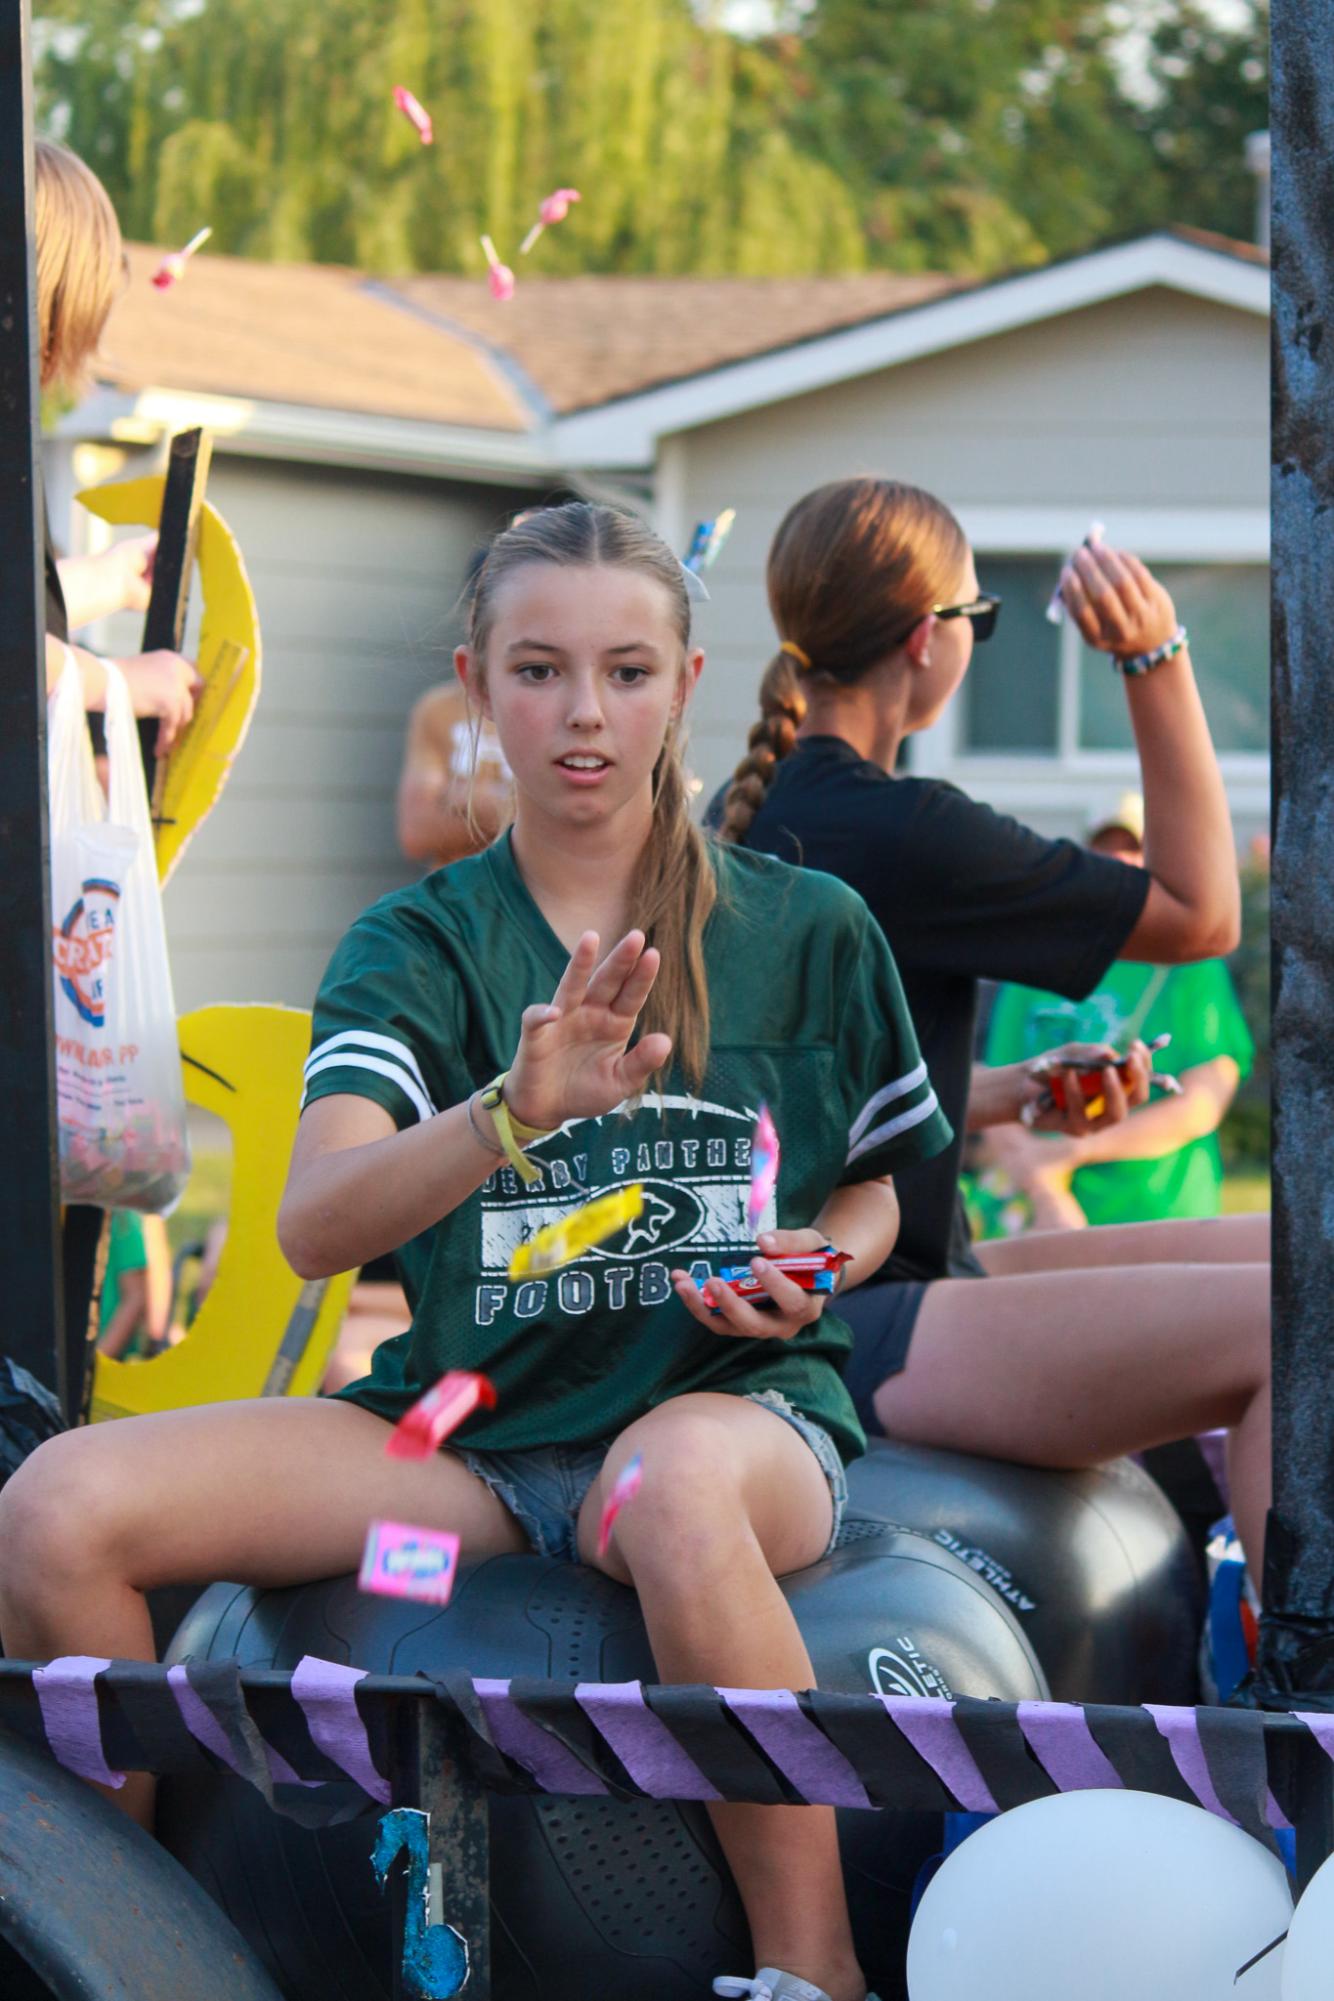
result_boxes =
[958,557,1269,758]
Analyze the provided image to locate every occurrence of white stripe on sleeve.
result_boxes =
[303,1030,437,1114]
[847,1060,928,1150]
[845,1089,941,1166]
[301,1052,433,1125]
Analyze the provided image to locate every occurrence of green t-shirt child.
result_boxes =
[304,835,952,1466]
[985,958,1254,1228]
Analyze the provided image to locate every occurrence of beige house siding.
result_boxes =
[68,455,532,1011]
[663,288,1268,834]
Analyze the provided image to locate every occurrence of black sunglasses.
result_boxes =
[932,593,1002,642]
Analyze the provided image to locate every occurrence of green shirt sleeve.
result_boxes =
[1162,961,1255,1080]
[301,904,459,1131]
[836,903,953,1184]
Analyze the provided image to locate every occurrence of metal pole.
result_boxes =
[1261,0,1334,1703]
[0,0,66,1405]
[390,1693,491,2000]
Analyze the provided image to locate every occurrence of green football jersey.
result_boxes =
[305,834,952,1464]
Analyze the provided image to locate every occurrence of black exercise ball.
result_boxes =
[844,1440,1203,1703]
[160,1523,1046,2001]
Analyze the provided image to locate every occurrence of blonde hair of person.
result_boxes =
[34,136,125,391]
[718,477,969,843]
[467,502,717,1093]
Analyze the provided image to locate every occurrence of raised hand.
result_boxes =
[1057,543,1178,659]
[503,930,671,1132]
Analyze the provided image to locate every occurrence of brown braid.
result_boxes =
[718,478,968,843]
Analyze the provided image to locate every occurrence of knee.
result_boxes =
[0,1432,125,1600]
[610,1415,748,1570]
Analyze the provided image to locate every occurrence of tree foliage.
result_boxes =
[32,0,1268,279]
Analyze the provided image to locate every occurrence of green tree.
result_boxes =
[1127,1,1269,244]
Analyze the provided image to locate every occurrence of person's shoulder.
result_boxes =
[711,839,872,937]
[407,680,466,742]
[341,852,496,954]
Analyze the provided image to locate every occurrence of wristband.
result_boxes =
[1113,624,1188,677]
[479,1072,554,1186]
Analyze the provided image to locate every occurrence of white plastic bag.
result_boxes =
[48,659,191,1211]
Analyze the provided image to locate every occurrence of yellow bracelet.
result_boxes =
[479,1073,553,1186]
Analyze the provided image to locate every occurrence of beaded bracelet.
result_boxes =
[1113,625,1189,677]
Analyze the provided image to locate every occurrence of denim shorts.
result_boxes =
[452,1387,848,1565]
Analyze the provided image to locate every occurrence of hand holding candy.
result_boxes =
[151,227,211,290]
[480,235,516,302]
[1055,540,1179,660]
[1046,521,1105,624]
[503,929,672,1134]
[393,85,433,145]
[520,188,581,255]
[596,1453,643,1559]
[385,1370,496,1460]
[672,1227,834,1343]
[747,1103,780,1237]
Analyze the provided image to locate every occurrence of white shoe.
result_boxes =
[713,1975,882,2001]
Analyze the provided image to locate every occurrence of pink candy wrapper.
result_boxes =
[385,1370,497,1460]
[520,188,581,253]
[359,1520,460,1606]
[393,86,433,144]
[596,1453,644,1559]
[480,235,516,301]
[747,1103,780,1237]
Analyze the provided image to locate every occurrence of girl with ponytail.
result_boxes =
[720,477,1270,1579]
[3,500,952,2001]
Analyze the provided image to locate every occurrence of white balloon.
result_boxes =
[1280,1847,1334,1999]
[907,1789,1292,2001]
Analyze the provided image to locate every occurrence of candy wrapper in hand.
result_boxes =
[509,1185,643,1280]
[746,1104,780,1237]
[385,1371,497,1461]
[1046,520,1106,624]
[709,1246,851,1312]
[596,1453,643,1559]
[360,1521,459,1607]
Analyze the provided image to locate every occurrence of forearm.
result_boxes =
[55,553,125,630]
[279,1098,504,1278]
[1074,1077,1229,1166]
[1127,651,1239,954]
[45,634,108,707]
[812,1176,899,1291]
[966,1061,1027,1132]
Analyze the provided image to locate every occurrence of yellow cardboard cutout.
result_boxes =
[77,475,261,885]
[89,1005,353,1422]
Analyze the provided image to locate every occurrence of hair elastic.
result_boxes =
[778,640,811,670]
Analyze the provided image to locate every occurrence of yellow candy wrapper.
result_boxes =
[508,1184,644,1280]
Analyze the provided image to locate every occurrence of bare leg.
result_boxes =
[0,1398,527,1823]
[578,1394,865,2001]
[875,1261,1270,1576]
[975,1209,1270,1277]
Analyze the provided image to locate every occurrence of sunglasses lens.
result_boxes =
[969,604,998,642]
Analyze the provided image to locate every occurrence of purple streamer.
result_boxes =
[165,1665,316,1788]
[291,1656,389,1804]
[575,1682,720,1802]
[474,1679,609,1796]
[717,1687,872,1810]
[882,1696,997,1813]
[1293,1711,1334,1766]
[33,1656,124,1789]
[1144,1705,1235,1823]
[1017,1702,1124,1793]
[1266,1787,1292,1830]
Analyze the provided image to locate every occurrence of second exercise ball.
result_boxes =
[1280,1845,1334,2000]
[906,1790,1292,2001]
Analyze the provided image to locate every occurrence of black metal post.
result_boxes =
[391,1693,491,2000]
[0,0,66,1406]
[1260,0,1334,1706]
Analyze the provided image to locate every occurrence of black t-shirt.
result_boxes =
[45,512,69,644]
[712,736,1150,1282]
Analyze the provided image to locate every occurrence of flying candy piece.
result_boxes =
[359,1520,460,1607]
[480,234,516,301]
[392,85,433,145]
[710,1246,852,1312]
[508,1184,644,1281]
[596,1453,644,1559]
[746,1103,780,1238]
[520,188,582,255]
[150,227,212,290]
[385,1370,497,1460]
[1046,520,1107,624]
[682,509,736,575]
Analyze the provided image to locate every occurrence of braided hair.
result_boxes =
[718,478,968,843]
